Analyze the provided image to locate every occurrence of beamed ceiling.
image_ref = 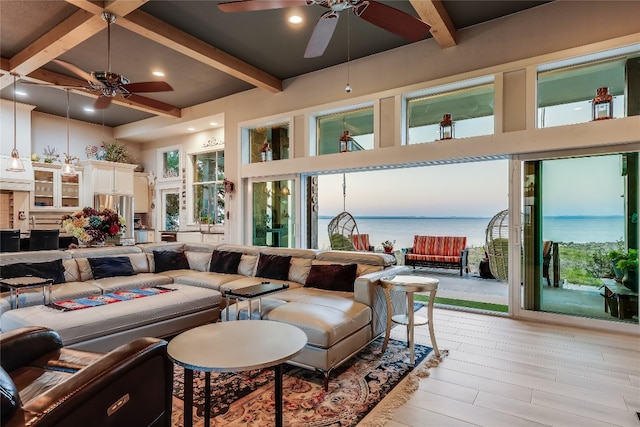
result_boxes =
[0,0,550,129]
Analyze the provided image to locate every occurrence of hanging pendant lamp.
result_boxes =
[6,73,25,172]
[60,89,76,176]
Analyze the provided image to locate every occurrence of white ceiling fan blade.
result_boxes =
[304,11,339,58]
[53,59,101,85]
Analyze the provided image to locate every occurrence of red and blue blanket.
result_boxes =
[48,286,174,311]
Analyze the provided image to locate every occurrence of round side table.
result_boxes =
[380,275,440,364]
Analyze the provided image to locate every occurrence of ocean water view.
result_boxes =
[317,215,625,250]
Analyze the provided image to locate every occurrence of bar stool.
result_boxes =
[380,275,440,364]
[0,229,20,252]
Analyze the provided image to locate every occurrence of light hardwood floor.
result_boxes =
[380,308,640,427]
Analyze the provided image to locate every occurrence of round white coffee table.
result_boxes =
[168,320,307,427]
[380,275,440,364]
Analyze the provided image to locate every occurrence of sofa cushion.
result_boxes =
[209,250,242,274]
[1,259,66,285]
[153,250,189,273]
[256,254,291,281]
[238,254,258,277]
[87,256,136,280]
[305,263,357,292]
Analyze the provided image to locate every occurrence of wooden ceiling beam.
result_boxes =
[25,67,181,118]
[119,9,283,93]
[0,10,102,90]
[65,0,149,17]
[410,0,457,49]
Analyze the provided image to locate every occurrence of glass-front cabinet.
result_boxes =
[32,163,81,210]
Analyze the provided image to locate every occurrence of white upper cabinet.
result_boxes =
[79,160,136,199]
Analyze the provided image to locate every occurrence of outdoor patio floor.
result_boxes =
[404,267,638,323]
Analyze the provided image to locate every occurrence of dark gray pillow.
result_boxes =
[0,366,20,423]
[305,263,357,292]
[0,259,66,285]
[153,250,189,273]
[88,256,136,280]
[256,254,291,281]
[209,250,242,274]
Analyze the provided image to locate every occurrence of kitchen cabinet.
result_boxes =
[79,160,135,199]
[133,173,149,213]
[32,163,82,210]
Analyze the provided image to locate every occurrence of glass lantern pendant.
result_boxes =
[592,87,613,121]
[439,113,454,140]
[339,130,354,153]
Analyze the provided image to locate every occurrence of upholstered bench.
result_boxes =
[404,235,469,275]
[0,283,222,352]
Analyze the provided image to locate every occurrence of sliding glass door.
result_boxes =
[250,178,296,248]
[522,152,638,323]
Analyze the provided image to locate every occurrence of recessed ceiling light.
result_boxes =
[14,90,27,97]
[289,15,302,24]
[187,127,195,131]
[83,107,95,113]
[152,71,165,77]
[209,121,218,126]
[574,107,583,111]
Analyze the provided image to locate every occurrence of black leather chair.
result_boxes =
[28,229,60,251]
[0,230,20,252]
[0,326,173,427]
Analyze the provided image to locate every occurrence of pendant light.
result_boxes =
[60,89,76,176]
[6,73,25,172]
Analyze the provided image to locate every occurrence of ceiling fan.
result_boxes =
[51,11,173,110]
[218,0,431,58]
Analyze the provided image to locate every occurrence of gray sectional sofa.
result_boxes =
[0,242,408,386]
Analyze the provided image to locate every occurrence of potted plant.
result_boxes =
[615,249,638,292]
[381,240,395,254]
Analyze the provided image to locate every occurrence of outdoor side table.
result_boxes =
[380,275,440,364]
[167,320,307,427]
[0,276,53,309]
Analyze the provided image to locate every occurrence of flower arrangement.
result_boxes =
[382,240,395,252]
[61,207,126,245]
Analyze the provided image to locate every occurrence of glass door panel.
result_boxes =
[60,173,80,208]
[522,153,638,323]
[161,190,180,231]
[33,169,54,208]
[252,179,295,247]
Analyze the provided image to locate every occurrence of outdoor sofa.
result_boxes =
[404,235,469,276]
[0,242,407,387]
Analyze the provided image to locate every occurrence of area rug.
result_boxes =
[171,336,432,427]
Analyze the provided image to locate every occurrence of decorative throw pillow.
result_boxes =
[255,254,291,281]
[87,256,137,280]
[305,263,358,292]
[153,250,190,273]
[209,250,243,274]
[0,259,66,284]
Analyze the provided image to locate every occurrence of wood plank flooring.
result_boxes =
[374,307,640,427]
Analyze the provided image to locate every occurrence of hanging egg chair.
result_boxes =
[485,209,509,282]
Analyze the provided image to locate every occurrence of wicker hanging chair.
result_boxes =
[327,211,359,251]
[485,209,509,282]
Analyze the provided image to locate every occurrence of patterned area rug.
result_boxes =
[171,336,432,426]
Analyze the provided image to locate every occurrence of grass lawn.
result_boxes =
[414,294,508,313]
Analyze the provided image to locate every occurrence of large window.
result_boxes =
[316,107,374,155]
[406,81,494,144]
[192,151,225,224]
